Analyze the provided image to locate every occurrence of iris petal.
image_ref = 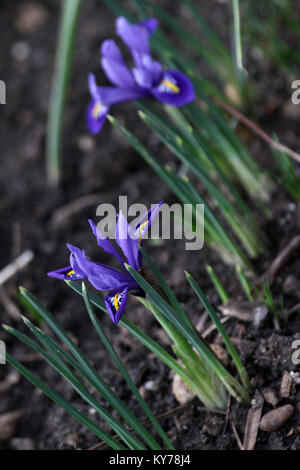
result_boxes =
[88,219,125,266]
[133,202,162,241]
[97,86,148,105]
[67,244,131,291]
[101,57,135,88]
[86,99,109,134]
[116,211,140,271]
[139,18,158,36]
[116,17,151,55]
[47,266,85,281]
[141,55,162,84]
[132,67,153,89]
[105,286,128,324]
[88,73,101,100]
[100,39,124,62]
[131,202,162,267]
[152,70,195,106]
[132,56,162,88]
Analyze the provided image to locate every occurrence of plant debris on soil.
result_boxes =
[0,0,299,450]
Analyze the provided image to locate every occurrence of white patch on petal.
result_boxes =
[107,290,126,314]
[157,75,180,94]
[92,102,107,119]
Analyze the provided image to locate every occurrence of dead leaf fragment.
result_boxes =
[280,372,293,398]
[219,300,268,324]
[243,390,264,450]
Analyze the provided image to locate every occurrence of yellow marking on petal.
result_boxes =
[67,269,74,277]
[138,221,149,243]
[114,293,121,311]
[92,102,102,119]
[160,79,180,94]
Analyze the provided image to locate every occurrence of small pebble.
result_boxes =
[262,387,279,407]
[253,304,269,327]
[10,42,31,62]
[10,437,35,450]
[283,275,300,297]
[77,135,95,153]
[260,404,294,432]
[172,373,196,405]
[15,2,48,34]
[64,432,81,448]
[144,380,159,392]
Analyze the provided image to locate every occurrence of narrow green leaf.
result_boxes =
[6,321,144,450]
[125,265,251,406]
[206,266,229,303]
[82,283,171,450]
[46,0,82,185]
[3,349,126,450]
[185,271,250,390]
[18,287,159,449]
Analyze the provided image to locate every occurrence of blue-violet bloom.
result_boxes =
[48,203,162,324]
[86,17,195,134]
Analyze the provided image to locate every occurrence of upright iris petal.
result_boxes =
[116,211,140,271]
[131,202,163,267]
[139,18,158,36]
[152,70,195,106]
[132,55,162,89]
[116,17,152,55]
[88,219,125,266]
[100,39,135,88]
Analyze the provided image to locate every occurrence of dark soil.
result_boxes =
[0,0,299,451]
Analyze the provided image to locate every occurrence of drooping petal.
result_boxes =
[47,265,85,281]
[116,17,151,55]
[88,219,125,266]
[97,86,149,105]
[67,244,131,291]
[105,286,128,324]
[152,70,195,106]
[86,99,109,134]
[116,211,139,271]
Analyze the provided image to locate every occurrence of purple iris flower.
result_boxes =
[48,203,162,324]
[86,17,195,134]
